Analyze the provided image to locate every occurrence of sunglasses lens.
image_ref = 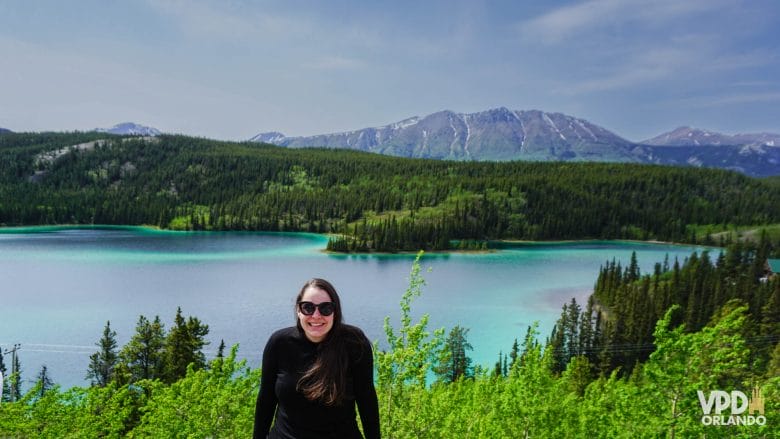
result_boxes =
[300,302,316,315]
[319,303,334,316]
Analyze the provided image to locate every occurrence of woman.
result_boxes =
[253,278,380,439]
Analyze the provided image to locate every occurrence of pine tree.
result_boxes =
[86,320,119,387]
[216,339,226,359]
[564,298,581,359]
[509,337,519,368]
[163,307,210,383]
[596,321,615,375]
[434,325,474,382]
[626,251,640,282]
[493,352,504,377]
[12,353,21,401]
[547,319,566,374]
[579,297,596,364]
[120,315,166,382]
[212,339,227,371]
[35,365,54,398]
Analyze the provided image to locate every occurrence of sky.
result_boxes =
[1,0,779,142]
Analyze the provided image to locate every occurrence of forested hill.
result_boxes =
[1,132,779,252]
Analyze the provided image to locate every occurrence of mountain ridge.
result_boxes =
[250,108,780,177]
[251,107,640,162]
[643,126,780,147]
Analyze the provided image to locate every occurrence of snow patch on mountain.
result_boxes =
[97,122,161,136]
[249,131,287,143]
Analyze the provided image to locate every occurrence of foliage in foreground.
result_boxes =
[0,346,258,438]
[0,254,777,438]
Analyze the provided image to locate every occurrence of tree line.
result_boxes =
[2,132,780,253]
[542,237,780,381]
[1,307,212,404]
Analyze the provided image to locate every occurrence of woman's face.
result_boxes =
[297,286,335,343]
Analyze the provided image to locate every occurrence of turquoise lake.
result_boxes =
[0,227,711,389]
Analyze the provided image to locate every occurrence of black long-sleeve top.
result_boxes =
[253,325,381,439]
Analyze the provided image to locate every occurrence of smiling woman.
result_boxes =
[296,287,336,343]
[253,278,380,439]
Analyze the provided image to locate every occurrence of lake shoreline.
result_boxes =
[0,223,715,255]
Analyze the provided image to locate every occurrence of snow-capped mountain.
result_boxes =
[96,122,161,136]
[643,126,780,148]
[249,131,286,144]
[252,108,639,162]
[250,110,780,176]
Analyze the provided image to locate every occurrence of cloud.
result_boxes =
[519,0,724,44]
[555,66,667,95]
[707,48,779,72]
[545,26,775,95]
[682,92,780,107]
[552,44,699,94]
[143,0,306,41]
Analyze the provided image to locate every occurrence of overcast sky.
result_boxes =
[1,0,779,142]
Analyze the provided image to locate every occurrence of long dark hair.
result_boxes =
[295,278,358,406]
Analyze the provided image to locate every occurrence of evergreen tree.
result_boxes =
[212,339,227,371]
[35,365,54,398]
[120,315,166,382]
[546,320,567,374]
[216,339,226,359]
[434,325,474,382]
[12,353,21,401]
[86,321,119,387]
[564,297,581,359]
[508,337,519,368]
[579,297,596,364]
[163,307,210,383]
[493,352,504,377]
[626,251,640,282]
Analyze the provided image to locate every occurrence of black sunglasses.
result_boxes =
[298,301,335,316]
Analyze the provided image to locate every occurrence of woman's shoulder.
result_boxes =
[338,325,373,365]
[266,326,300,344]
[338,324,372,348]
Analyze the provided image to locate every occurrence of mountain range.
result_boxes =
[3,112,779,177]
[251,107,780,177]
